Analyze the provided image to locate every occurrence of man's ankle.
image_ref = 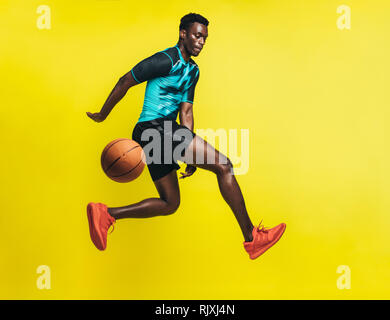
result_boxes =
[244,234,253,243]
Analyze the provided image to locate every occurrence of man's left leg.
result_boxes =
[181,135,254,241]
[181,134,286,259]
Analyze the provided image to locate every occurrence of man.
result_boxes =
[86,13,286,260]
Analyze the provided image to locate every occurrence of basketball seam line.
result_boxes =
[104,145,141,174]
[110,158,143,178]
[101,138,129,165]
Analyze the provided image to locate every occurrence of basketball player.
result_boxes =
[86,13,286,260]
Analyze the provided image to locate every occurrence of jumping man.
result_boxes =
[86,13,286,260]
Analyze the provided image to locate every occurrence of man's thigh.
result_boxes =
[153,170,180,203]
[181,135,229,169]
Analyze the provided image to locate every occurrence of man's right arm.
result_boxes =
[86,71,138,122]
[87,51,173,123]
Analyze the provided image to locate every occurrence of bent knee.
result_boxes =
[161,198,180,215]
[216,157,234,175]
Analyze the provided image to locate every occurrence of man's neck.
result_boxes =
[177,42,191,62]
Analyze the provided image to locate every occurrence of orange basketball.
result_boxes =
[101,138,145,183]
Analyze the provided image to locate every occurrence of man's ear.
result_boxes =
[179,29,187,41]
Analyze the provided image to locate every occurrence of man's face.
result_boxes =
[181,22,208,57]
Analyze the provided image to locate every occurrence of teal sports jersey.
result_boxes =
[131,45,200,122]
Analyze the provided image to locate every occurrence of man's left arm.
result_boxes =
[179,70,199,131]
[178,101,197,179]
[179,102,194,131]
[179,67,199,179]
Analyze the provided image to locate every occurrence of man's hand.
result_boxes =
[86,112,106,123]
[179,164,197,179]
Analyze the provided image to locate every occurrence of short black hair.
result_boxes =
[179,13,209,31]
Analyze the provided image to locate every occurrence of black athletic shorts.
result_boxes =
[132,117,196,181]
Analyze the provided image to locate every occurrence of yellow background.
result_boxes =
[0,0,388,299]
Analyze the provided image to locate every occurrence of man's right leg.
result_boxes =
[87,170,180,250]
[107,170,180,219]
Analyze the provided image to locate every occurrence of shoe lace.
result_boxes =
[256,220,269,233]
[108,220,115,234]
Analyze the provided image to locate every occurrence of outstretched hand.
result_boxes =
[179,164,197,179]
[86,112,105,123]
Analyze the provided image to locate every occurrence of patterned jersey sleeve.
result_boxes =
[181,71,199,104]
[130,51,173,84]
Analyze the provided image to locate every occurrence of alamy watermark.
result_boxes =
[36,265,51,290]
[36,5,51,30]
[337,5,351,30]
[139,121,250,175]
[336,265,351,290]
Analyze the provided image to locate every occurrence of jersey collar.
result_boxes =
[175,45,189,65]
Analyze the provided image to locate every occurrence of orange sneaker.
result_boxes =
[87,202,115,251]
[244,222,286,260]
